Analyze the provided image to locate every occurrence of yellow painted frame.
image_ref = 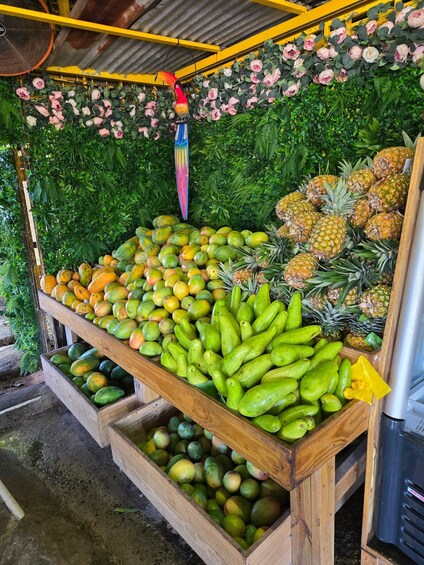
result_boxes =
[250,0,308,14]
[46,65,165,85]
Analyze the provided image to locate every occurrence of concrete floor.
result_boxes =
[0,381,363,565]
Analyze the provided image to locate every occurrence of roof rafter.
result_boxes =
[250,0,308,15]
[0,3,221,52]
[46,66,165,85]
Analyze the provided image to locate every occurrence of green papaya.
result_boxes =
[238,379,298,418]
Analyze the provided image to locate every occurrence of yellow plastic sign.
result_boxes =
[344,355,391,405]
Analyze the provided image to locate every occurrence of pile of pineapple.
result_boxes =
[224,137,416,352]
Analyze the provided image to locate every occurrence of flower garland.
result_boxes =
[192,1,424,121]
[15,1,424,135]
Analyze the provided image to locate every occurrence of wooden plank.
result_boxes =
[133,379,160,403]
[362,139,424,556]
[361,546,396,564]
[41,348,141,447]
[335,438,366,512]
[39,290,370,490]
[110,399,365,565]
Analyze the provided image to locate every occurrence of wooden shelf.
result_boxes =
[39,290,370,491]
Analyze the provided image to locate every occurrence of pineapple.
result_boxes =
[339,159,376,195]
[359,285,391,318]
[308,180,360,261]
[344,333,374,352]
[354,240,399,277]
[218,261,256,292]
[372,136,415,178]
[303,300,359,341]
[327,287,358,307]
[349,198,374,228]
[287,211,322,243]
[276,224,291,238]
[368,174,410,212]
[364,212,403,241]
[283,252,317,289]
[306,175,339,206]
[282,200,316,223]
[232,268,255,286]
[275,191,305,221]
[256,225,296,266]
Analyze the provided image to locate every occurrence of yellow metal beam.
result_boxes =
[250,0,307,14]
[46,66,166,86]
[57,0,70,18]
[0,4,221,53]
[175,0,379,80]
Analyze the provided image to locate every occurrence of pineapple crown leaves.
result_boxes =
[349,313,386,338]
[320,179,361,217]
[353,239,399,275]
[338,158,371,178]
[302,299,360,335]
[402,131,421,150]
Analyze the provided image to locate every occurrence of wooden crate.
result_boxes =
[41,346,142,447]
[110,398,366,565]
[38,290,372,491]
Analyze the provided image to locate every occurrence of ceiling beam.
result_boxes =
[175,0,379,80]
[250,0,307,14]
[46,66,165,86]
[0,4,221,53]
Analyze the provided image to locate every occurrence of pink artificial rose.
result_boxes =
[313,75,320,84]
[228,96,239,106]
[413,44,424,63]
[394,44,410,63]
[272,68,281,82]
[52,109,64,121]
[91,89,101,101]
[138,127,149,138]
[366,20,378,35]
[32,78,45,89]
[317,47,330,61]
[379,21,394,34]
[250,59,263,72]
[407,9,424,28]
[113,129,123,139]
[154,132,161,140]
[146,101,156,110]
[53,121,63,130]
[49,116,59,124]
[49,96,62,112]
[293,58,306,78]
[144,108,155,117]
[16,87,30,100]
[250,72,260,84]
[52,91,63,100]
[209,100,216,109]
[34,104,50,117]
[210,108,221,121]
[249,84,257,93]
[363,46,379,63]
[93,104,105,117]
[151,118,159,128]
[103,99,112,109]
[98,128,110,137]
[228,106,237,116]
[93,117,103,126]
[246,96,258,109]
[220,104,229,113]
[284,82,300,97]
[349,45,363,61]
[263,73,276,87]
[328,45,338,59]
[105,108,113,117]
[395,7,414,23]
[202,80,210,88]
[282,44,300,61]
[208,88,218,100]
[318,68,335,85]
[303,34,316,51]
[137,92,146,103]
[330,27,347,44]
[336,69,349,82]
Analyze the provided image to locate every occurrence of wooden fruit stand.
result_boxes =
[38,289,371,564]
[361,139,424,563]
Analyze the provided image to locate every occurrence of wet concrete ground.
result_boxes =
[0,382,362,564]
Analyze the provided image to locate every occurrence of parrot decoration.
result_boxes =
[157,71,190,220]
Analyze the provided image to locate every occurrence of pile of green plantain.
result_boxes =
[160,284,352,443]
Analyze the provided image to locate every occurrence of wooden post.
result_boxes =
[13,146,58,353]
[290,457,336,565]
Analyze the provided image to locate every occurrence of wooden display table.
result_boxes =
[39,290,371,564]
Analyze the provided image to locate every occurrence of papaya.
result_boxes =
[75,303,93,316]
[113,238,138,261]
[119,271,131,286]
[105,286,129,304]
[40,274,57,294]
[62,291,77,307]
[139,342,163,357]
[67,280,79,293]
[73,284,91,302]
[112,300,128,321]
[51,284,69,302]
[56,269,73,285]
[67,342,89,361]
[79,347,102,360]
[152,225,173,245]
[152,215,179,228]
[86,372,108,392]
[70,356,100,376]
[94,300,113,317]
[50,353,70,366]
[78,263,92,287]
[238,379,298,418]
[88,270,117,294]
[94,386,125,406]
[98,315,116,329]
[112,319,138,340]
[71,299,82,311]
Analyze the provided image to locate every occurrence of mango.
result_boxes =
[112,319,137,340]
[250,497,281,527]
[168,459,196,484]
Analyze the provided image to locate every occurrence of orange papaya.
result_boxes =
[89,292,104,308]
[94,300,113,317]
[71,299,82,310]
[102,254,113,267]
[52,284,69,302]
[62,291,77,307]
[119,271,131,286]
[70,356,100,376]
[72,271,80,281]
[40,274,57,294]
[67,280,79,292]
[129,327,145,349]
[74,284,91,302]
[127,264,144,285]
[75,303,93,316]
[88,271,117,294]
[56,269,72,285]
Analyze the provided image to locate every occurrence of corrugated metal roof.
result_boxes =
[47,0,302,76]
